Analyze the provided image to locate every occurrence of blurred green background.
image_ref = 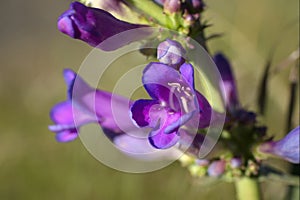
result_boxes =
[0,0,298,199]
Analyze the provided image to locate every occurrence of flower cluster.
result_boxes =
[50,0,299,184]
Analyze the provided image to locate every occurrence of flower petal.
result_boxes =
[196,91,212,128]
[259,126,300,163]
[142,62,177,102]
[113,134,155,154]
[49,101,96,132]
[179,63,194,88]
[148,111,182,149]
[164,111,195,134]
[49,69,135,141]
[130,99,160,127]
[65,69,134,133]
[55,129,78,142]
[143,62,196,112]
[149,130,179,149]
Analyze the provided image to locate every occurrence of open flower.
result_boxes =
[57,2,149,51]
[259,126,300,163]
[48,69,134,142]
[48,69,194,159]
[130,62,212,149]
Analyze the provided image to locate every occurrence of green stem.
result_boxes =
[234,177,261,200]
[125,0,167,26]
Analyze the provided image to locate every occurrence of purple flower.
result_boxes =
[213,53,239,110]
[157,39,186,69]
[207,160,226,177]
[130,62,212,149]
[259,126,300,163]
[57,2,149,51]
[49,69,135,142]
[48,69,181,159]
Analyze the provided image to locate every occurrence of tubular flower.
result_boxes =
[130,62,212,149]
[259,126,300,164]
[57,1,149,51]
[49,69,182,159]
[213,53,239,110]
[49,69,135,142]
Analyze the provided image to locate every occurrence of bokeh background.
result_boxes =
[0,0,299,199]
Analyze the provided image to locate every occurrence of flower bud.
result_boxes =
[164,0,181,14]
[207,160,226,177]
[213,53,239,110]
[259,126,300,163]
[230,157,242,168]
[157,39,186,69]
[57,2,148,51]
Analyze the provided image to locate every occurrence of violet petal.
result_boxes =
[179,63,195,88]
[130,99,160,127]
[260,126,300,163]
[55,129,78,142]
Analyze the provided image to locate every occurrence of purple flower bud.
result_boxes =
[213,53,239,110]
[57,2,148,51]
[230,157,242,168]
[157,39,186,69]
[259,126,300,163]
[207,160,226,177]
[164,0,181,14]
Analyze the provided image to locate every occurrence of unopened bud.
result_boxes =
[164,0,181,14]
[207,160,226,177]
[157,39,186,69]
